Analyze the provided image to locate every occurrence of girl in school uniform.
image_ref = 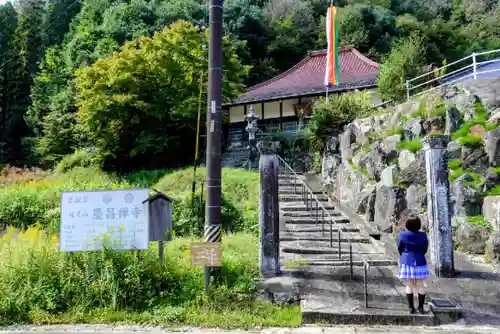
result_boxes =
[397,215,430,314]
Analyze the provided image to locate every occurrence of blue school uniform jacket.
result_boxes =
[397,231,428,266]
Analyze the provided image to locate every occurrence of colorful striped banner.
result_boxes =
[324,6,340,87]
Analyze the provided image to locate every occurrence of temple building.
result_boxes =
[223,46,382,147]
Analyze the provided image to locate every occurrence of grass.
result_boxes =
[397,139,423,153]
[0,166,260,235]
[0,227,301,327]
[466,216,494,231]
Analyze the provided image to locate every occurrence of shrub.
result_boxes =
[306,91,372,152]
[0,228,301,326]
[466,216,493,231]
[397,139,422,153]
[0,167,259,233]
[55,149,101,174]
[458,135,483,147]
[377,36,425,101]
[448,159,461,170]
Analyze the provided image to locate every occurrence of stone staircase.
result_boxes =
[221,147,258,169]
[277,172,436,325]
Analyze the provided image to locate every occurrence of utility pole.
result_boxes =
[204,0,223,289]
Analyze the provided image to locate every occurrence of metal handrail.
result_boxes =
[405,48,500,100]
[277,155,371,307]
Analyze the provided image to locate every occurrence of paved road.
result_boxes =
[2,325,500,333]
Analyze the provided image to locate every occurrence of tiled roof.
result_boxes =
[231,46,380,105]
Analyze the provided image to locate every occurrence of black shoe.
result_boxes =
[406,293,416,314]
[417,294,426,314]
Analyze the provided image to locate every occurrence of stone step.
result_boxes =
[279,187,323,195]
[281,245,374,256]
[280,203,336,212]
[281,251,390,263]
[295,266,435,325]
[279,194,329,202]
[283,217,350,224]
[282,210,341,217]
[280,233,369,243]
[282,226,360,233]
[281,258,398,269]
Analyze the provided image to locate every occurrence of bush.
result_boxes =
[377,36,425,101]
[397,139,423,153]
[306,91,372,152]
[0,167,259,233]
[0,228,300,326]
[55,149,101,174]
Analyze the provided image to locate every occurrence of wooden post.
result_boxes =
[145,191,173,264]
[279,100,283,130]
[258,141,280,278]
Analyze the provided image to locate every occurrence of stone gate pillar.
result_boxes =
[422,135,455,278]
[258,141,280,278]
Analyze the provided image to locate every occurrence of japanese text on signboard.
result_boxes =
[60,189,149,252]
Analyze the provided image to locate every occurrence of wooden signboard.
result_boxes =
[190,242,222,267]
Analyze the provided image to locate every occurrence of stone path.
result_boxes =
[277,173,432,325]
[304,173,500,326]
[2,324,500,333]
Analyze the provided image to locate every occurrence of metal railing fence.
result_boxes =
[406,48,500,100]
[277,155,371,307]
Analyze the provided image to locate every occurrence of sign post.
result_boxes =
[190,242,222,295]
[60,189,150,252]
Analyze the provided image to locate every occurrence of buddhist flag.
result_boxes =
[324,6,340,87]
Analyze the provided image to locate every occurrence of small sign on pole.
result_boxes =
[190,242,222,267]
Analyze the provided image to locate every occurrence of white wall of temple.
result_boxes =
[228,88,382,124]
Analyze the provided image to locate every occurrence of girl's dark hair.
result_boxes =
[405,215,422,232]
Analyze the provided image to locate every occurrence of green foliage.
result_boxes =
[0,227,301,326]
[306,91,372,153]
[487,186,500,197]
[0,166,260,233]
[466,216,493,231]
[397,139,423,153]
[458,135,483,147]
[377,36,425,101]
[75,21,249,172]
[448,159,461,171]
[54,149,101,174]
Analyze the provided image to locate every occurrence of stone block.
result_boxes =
[380,165,400,187]
[374,185,407,233]
[398,149,416,170]
[483,196,500,231]
[446,140,462,160]
[423,116,445,133]
[450,174,483,223]
[445,106,461,135]
[455,222,490,254]
[397,150,426,186]
[483,128,500,167]
[404,118,424,140]
[406,184,427,213]
[461,145,489,175]
[380,134,401,158]
[486,232,500,264]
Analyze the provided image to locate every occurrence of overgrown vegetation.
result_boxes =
[307,91,372,153]
[466,216,494,231]
[397,139,423,153]
[0,166,296,327]
[0,227,300,327]
[0,167,259,235]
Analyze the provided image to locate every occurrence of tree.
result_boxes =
[307,91,372,153]
[75,21,250,172]
[0,3,19,164]
[44,0,82,46]
[377,36,425,101]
